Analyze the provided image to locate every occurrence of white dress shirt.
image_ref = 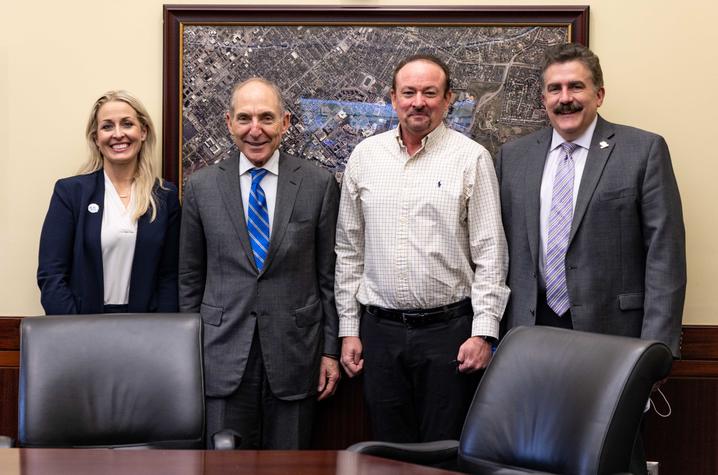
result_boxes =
[538,116,598,288]
[101,172,137,305]
[335,123,510,338]
[239,151,279,233]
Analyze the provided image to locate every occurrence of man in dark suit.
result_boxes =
[179,78,340,449]
[496,43,686,353]
[496,43,685,475]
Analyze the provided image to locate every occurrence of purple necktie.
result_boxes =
[545,142,578,316]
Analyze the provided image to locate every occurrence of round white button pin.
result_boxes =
[88,203,100,213]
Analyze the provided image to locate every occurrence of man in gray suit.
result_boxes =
[179,78,340,449]
[496,43,686,355]
[496,43,685,475]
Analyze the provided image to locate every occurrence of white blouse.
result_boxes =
[101,172,138,305]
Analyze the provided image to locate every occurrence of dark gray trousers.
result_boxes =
[205,332,315,449]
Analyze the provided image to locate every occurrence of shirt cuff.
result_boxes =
[471,315,499,339]
[338,315,360,337]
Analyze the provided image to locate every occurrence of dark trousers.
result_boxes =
[360,309,480,443]
[535,292,573,329]
[205,332,315,449]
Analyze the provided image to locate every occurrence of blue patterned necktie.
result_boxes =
[248,168,270,271]
[545,142,579,316]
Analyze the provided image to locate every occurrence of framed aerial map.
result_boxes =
[163,5,589,190]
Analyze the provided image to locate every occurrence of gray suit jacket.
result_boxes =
[179,152,340,399]
[496,115,685,355]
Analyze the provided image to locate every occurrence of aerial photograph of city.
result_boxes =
[180,24,568,183]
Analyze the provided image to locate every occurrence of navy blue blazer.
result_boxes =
[37,170,180,314]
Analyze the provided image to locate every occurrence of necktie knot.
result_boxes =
[560,142,579,157]
[250,168,268,184]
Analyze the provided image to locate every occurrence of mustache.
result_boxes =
[553,102,583,114]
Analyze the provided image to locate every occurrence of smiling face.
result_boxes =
[542,60,605,141]
[94,101,147,168]
[226,81,290,167]
[391,59,453,143]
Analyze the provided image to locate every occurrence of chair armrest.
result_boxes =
[0,436,13,448]
[347,439,459,466]
[212,429,241,450]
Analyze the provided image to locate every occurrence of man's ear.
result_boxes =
[595,86,606,108]
[225,111,233,135]
[281,111,291,134]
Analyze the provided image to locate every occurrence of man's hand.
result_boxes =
[317,356,341,401]
[340,336,364,377]
[456,336,493,373]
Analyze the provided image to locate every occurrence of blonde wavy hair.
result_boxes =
[80,90,164,222]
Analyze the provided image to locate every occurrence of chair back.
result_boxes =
[458,326,673,475]
[19,313,204,449]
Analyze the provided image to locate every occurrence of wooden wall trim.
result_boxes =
[0,318,21,351]
[672,360,718,378]
[680,325,718,360]
[2,318,716,372]
[672,325,718,378]
[0,353,19,367]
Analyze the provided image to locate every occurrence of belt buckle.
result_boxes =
[401,311,425,325]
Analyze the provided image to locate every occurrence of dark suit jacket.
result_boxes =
[37,170,180,314]
[179,152,340,400]
[496,115,686,355]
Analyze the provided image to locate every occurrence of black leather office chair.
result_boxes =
[13,313,236,449]
[349,326,673,475]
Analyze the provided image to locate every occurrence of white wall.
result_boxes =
[3,0,717,324]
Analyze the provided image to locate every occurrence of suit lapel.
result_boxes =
[130,208,150,304]
[262,153,301,273]
[569,116,615,244]
[525,129,552,266]
[86,170,105,309]
[217,153,257,271]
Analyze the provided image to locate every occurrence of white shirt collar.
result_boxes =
[239,150,280,176]
[550,115,598,151]
[394,122,447,154]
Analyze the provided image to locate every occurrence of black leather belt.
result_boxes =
[366,299,472,327]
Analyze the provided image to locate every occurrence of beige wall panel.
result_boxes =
[3,0,716,324]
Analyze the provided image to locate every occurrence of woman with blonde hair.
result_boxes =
[38,90,180,314]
